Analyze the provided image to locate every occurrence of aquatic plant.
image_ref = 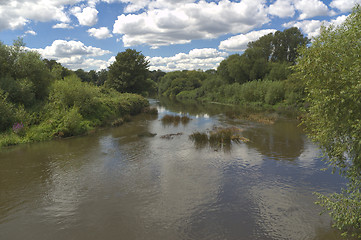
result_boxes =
[111,118,124,127]
[160,132,183,140]
[189,131,208,143]
[161,114,191,126]
[142,107,158,115]
[189,126,249,150]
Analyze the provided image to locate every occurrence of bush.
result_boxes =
[265,81,285,105]
[0,90,16,132]
[49,75,103,119]
[57,107,89,137]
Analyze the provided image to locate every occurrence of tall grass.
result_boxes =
[189,126,249,150]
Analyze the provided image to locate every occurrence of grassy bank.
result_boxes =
[0,75,149,148]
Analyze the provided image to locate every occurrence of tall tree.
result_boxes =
[106,49,150,94]
[296,6,361,238]
[272,27,309,64]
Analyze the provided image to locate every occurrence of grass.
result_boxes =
[189,126,249,150]
[161,114,192,126]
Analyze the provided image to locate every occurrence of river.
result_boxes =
[0,98,345,240]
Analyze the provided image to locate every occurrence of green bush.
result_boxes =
[265,81,285,105]
[57,107,89,137]
[0,90,16,132]
[49,75,103,119]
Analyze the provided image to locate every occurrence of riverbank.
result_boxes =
[0,88,149,148]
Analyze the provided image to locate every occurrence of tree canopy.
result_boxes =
[218,27,309,83]
[106,49,152,94]
[296,6,361,238]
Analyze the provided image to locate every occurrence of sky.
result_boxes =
[0,0,359,72]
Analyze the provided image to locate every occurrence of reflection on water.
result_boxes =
[0,99,345,240]
[243,120,305,161]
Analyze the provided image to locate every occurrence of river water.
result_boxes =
[0,99,345,240]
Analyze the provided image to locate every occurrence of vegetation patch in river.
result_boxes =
[160,132,183,140]
[142,107,158,115]
[189,126,249,150]
[161,115,191,126]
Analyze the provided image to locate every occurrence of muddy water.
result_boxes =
[0,99,345,240]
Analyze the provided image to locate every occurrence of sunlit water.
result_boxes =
[0,99,345,240]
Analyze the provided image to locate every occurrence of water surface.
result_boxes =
[0,99,345,239]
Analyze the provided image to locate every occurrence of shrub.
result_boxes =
[265,81,285,105]
[0,90,16,132]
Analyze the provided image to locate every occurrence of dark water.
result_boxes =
[0,99,345,240]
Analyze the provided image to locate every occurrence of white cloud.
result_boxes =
[35,40,111,58]
[283,14,348,39]
[294,0,331,19]
[0,0,77,31]
[113,0,269,48]
[330,0,361,12]
[58,56,108,71]
[99,56,116,70]
[219,29,277,52]
[24,30,37,36]
[147,48,228,72]
[32,40,111,70]
[72,6,99,26]
[268,0,295,18]
[53,23,74,29]
[88,27,113,39]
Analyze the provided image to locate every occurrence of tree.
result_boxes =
[96,69,108,86]
[0,40,52,104]
[296,6,361,238]
[272,27,309,64]
[106,49,150,94]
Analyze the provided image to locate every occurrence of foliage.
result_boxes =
[218,27,308,83]
[296,6,361,237]
[49,75,104,120]
[107,49,152,94]
[159,70,206,97]
[0,40,52,105]
[0,89,16,132]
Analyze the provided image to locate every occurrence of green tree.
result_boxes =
[0,89,16,132]
[96,69,108,86]
[272,27,309,64]
[106,49,150,94]
[0,40,51,105]
[296,6,361,238]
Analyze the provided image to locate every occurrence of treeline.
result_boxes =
[0,39,149,147]
[158,27,309,109]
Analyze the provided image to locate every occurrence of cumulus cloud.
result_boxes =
[268,0,295,18]
[53,23,74,29]
[294,0,331,19]
[99,56,116,69]
[88,27,113,39]
[58,56,108,71]
[219,29,277,52]
[113,0,269,48]
[24,30,37,36]
[283,14,348,39]
[71,6,99,26]
[330,0,361,12]
[147,48,228,72]
[32,40,111,70]
[0,0,77,31]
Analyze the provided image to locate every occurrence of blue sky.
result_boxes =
[0,0,359,71]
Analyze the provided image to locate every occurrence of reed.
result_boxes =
[161,114,191,126]
[142,107,158,115]
[189,126,249,149]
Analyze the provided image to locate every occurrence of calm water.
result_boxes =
[0,99,345,240]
